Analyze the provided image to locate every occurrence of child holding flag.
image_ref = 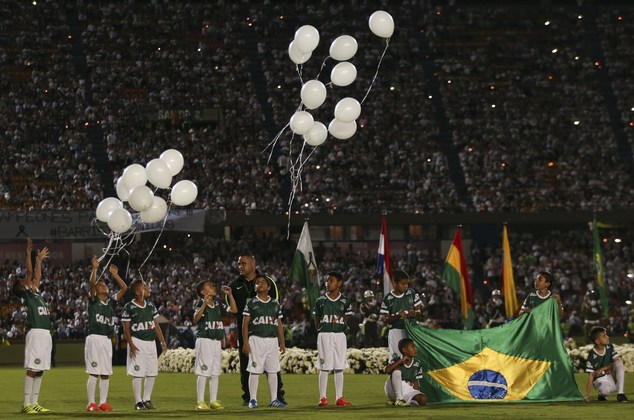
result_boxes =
[313,271,353,407]
[519,271,563,318]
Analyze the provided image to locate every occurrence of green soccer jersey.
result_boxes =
[20,289,50,330]
[313,293,352,333]
[391,355,424,382]
[195,298,227,340]
[88,296,117,337]
[585,343,620,379]
[243,296,282,338]
[380,289,422,329]
[521,291,552,312]
[121,300,159,341]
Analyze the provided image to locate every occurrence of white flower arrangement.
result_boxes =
[159,347,390,374]
[567,343,634,373]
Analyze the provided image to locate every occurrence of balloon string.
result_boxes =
[361,37,390,104]
[263,122,290,164]
[137,201,173,273]
[314,56,330,80]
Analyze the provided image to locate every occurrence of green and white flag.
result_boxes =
[289,221,320,313]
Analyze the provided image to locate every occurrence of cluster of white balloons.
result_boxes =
[287,10,394,146]
[95,149,198,234]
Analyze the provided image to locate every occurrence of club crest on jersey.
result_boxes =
[131,320,155,331]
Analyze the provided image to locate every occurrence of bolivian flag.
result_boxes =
[406,299,583,403]
[442,229,474,328]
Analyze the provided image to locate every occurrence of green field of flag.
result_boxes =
[0,366,631,419]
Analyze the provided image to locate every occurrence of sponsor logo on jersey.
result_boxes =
[95,314,113,326]
[204,321,224,330]
[252,316,277,326]
[37,307,50,316]
[131,320,155,331]
[320,314,345,324]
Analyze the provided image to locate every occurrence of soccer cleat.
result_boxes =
[394,399,409,407]
[196,401,210,411]
[386,400,395,406]
[617,393,628,402]
[248,399,258,409]
[143,400,158,410]
[242,400,249,407]
[277,396,288,405]
[336,397,352,406]
[269,399,287,408]
[209,400,224,410]
[86,402,101,412]
[98,402,113,412]
[31,404,51,413]
[135,402,146,410]
[598,395,607,401]
[318,397,329,407]
[21,405,35,414]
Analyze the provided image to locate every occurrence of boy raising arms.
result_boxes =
[380,270,422,361]
[313,272,353,407]
[384,338,428,407]
[193,280,238,411]
[242,276,286,409]
[518,271,563,318]
[585,326,628,402]
[85,257,127,412]
[121,279,167,410]
[17,239,51,414]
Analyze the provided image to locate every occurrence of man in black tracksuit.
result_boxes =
[228,254,286,405]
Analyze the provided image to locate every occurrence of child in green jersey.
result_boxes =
[519,271,563,318]
[384,338,428,407]
[584,326,628,402]
[17,239,51,414]
[242,276,286,409]
[314,271,353,407]
[122,279,168,411]
[85,257,127,412]
[193,280,238,411]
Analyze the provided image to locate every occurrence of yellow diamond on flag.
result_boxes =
[428,347,551,401]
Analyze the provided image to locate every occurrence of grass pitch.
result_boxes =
[0,366,631,419]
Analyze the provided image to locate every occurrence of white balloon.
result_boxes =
[96,197,123,223]
[300,80,327,110]
[330,62,357,87]
[303,122,328,147]
[369,10,394,38]
[121,164,147,189]
[288,41,311,65]
[115,177,130,202]
[128,185,155,212]
[160,149,184,176]
[171,180,198,206]
[107,208,132,234]
[146,158,173,189]
[294,25,320,54]
[140,196,168,224]
[329,35,358,61]
[289,111,315,135]
[334,97,361,123]
[328,119,357,140]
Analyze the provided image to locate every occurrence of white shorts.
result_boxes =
[24,329,52,372]
[247,336,280,374]
[317,332,348,371]
[126,336,158,377]
[384,378,423,405]
[85,334,113,375]
[593,374,617,396]
[194,338,222,376]
[388,328,407,362]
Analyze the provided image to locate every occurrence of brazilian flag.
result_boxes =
[406,299,583,403]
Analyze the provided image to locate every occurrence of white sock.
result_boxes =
[391,370,403,400]
[209,376,219,402]
[614,359,625,394]
[196,376,206,402]
[132,377,143,403]
[319,370,329,399]
[99,378,109,405]
[248,374,259,403]
[87,375,98,404]
[143,376,156,402]
[31,376,42,405]
[334,370,344,400]
[267,372,278,402]
[24,376,34,407]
